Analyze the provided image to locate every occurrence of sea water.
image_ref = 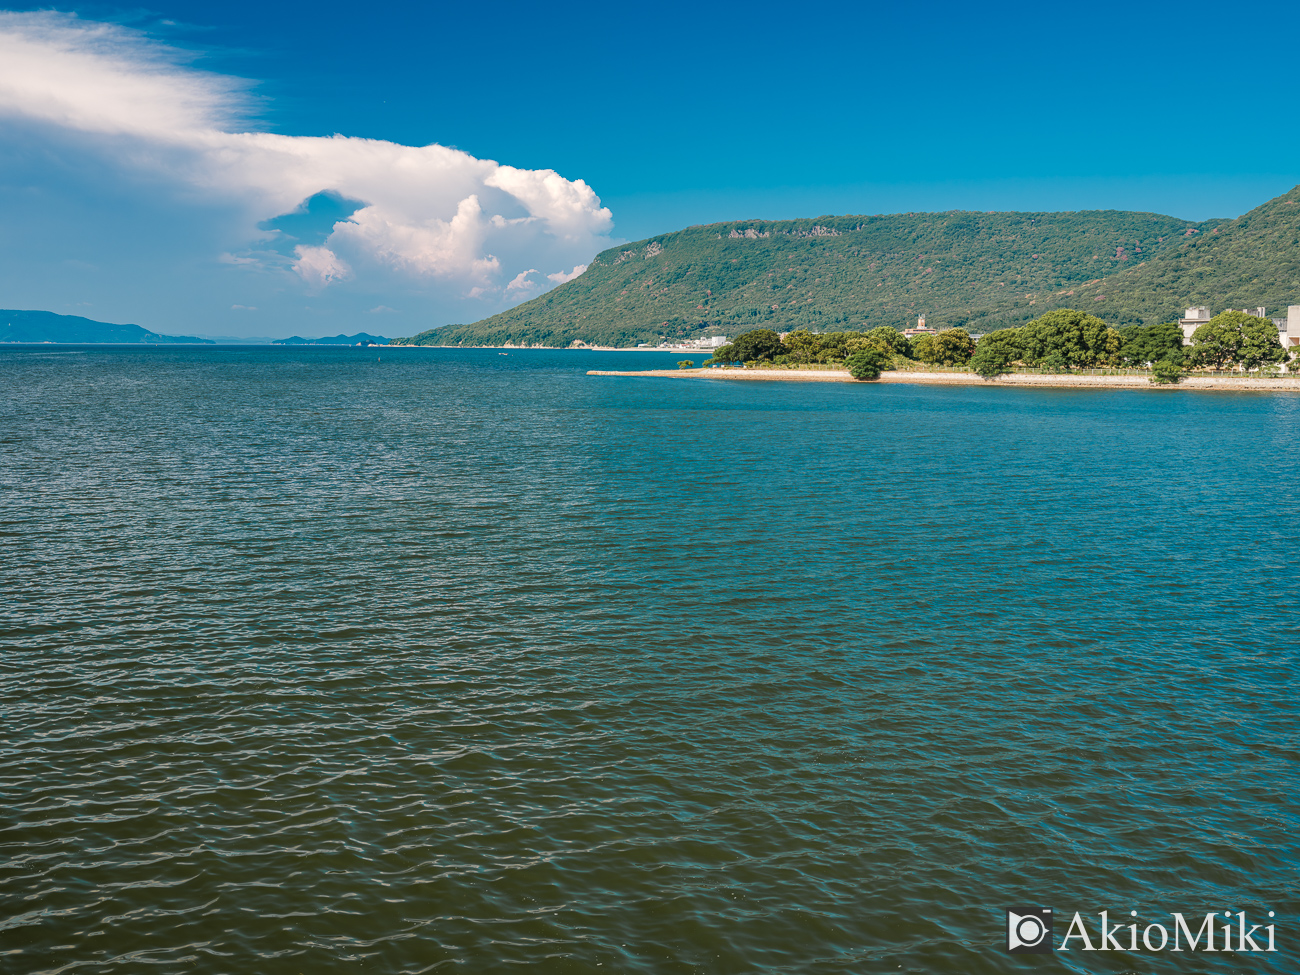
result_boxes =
[1,346,1297,973]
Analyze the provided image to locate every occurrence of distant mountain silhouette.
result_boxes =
[273,333,388,345]
[1,309,212,344]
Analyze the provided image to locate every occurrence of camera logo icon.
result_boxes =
[1006,907,1053,953]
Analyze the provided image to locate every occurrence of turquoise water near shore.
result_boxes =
[1,346,1297,974]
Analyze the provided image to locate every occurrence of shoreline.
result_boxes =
[586,368,1300,391]
[387,344,718,352]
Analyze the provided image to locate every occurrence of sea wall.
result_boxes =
[587,368,1300,391]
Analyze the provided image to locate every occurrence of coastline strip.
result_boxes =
[586,368,1300,391]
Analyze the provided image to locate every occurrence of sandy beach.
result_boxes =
[586,368,1300,392]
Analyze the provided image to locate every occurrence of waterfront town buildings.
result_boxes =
[684,335,727,349]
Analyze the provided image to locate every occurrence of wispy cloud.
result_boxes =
[0,11,614,311]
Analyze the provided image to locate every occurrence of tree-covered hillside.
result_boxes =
[1000,185,1300,328]
[395,209,1214,347]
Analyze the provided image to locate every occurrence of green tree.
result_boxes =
[729,328,788,362]
[782,328,823,363]
[846,348,891,380]
[911,334,937,364]
[1238,316,1288,372]
[677,360,695,370]
[816,331,854,361]
[1189,320,1241,369]
[703,343,736,365]
[1118,322,1186,367]
[865,325,912,357]
[930,328,975,365]
[1019,308,1121,368]
[1189,311,1285,371]
[969,327,1023,378]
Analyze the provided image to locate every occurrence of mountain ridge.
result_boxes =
[395,187,1300,347]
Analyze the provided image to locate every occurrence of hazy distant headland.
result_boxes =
[1,309,212,345]
[0,312,392,348]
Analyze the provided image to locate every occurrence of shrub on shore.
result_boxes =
[1150,358,1185,384]
[846,348,890,380]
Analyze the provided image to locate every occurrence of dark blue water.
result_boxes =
[1,346,1297,974]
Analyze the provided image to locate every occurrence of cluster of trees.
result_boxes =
[707,325,975,370]
[706,325,978,380]
[968,309,1125,377]
[970,309,1293,379]
[705,308,1299,382]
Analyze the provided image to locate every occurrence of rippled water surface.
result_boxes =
[1,346,1298,974]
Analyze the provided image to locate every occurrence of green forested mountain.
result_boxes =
[395,209,1213,347]
[1010,185,1300,327]
[395,185,1300,348]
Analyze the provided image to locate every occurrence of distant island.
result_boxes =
[272,333,388,346]
[393,185,1300,350]
[1,309,212,344]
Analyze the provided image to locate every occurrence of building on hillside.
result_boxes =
[903,315,937,339]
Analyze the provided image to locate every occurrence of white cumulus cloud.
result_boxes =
[0,11,614,311]
[293,245,351,290]
[548,264,588,284]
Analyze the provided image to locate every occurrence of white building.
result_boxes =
[685,335,727,350]
[1178,306,1212,344]
[1281,306,1300,349]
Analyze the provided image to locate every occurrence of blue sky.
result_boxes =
[1,1,1298,339]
